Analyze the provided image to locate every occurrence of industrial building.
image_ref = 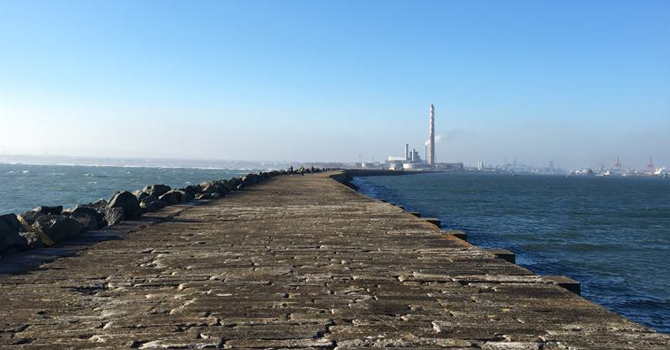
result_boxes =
[386,104,463,171]
[387,143,424,170]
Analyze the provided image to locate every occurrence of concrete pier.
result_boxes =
[0,171,667,349]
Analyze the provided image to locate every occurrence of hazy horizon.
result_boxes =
[1,1,668,170]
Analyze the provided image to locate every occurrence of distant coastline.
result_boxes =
[0,154,306,171]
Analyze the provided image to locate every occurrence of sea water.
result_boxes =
[353,172,670,333]
[0,163,248,215]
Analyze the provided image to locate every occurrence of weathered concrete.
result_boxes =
[0,172,667,349]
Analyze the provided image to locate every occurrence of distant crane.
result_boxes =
[646,157,655,174]
[614,156,622,170]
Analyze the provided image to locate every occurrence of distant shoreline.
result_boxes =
[0,161,261,172]
[0,154,297,171]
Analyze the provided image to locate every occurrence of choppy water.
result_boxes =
[0,163,248,215]
[353,172,670,333]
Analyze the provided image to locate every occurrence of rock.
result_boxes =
[0,213,24,233]
[176,189,195,203]
[104,207,125,226]
[197,192,221,200]
[17,210,47,227]
[201,183,216,193]
[34,215,83,243]
[69,213,99,232]
[139,193,162,212]
[71,207,105,228]
[228,178,242,190]
[159,190,181,206]
[133,190,149,201]
[241,174,259,186]
[0,214,30,254]
[221,180,235,192]
[11,212,52,248]
[34,205,63,215]
[202,183,226,196]
[185,184,202,194]
[142,184,171,197]
[85,199,108,211]
[145,201,166,212]
[18,231,42,249]
[140,194,159,205]
[107,191,142,219]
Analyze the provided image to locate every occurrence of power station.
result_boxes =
[386,104,463,171]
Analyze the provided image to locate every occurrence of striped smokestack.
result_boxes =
[429,104,435,165]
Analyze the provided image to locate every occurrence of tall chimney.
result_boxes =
[405,144,409,161]
[429,104,435,165]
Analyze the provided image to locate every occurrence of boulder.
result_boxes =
[34,216,83,243]
[0,214,30,254]
[104,207,125,226]
[159,190,181,206]
[34,205,63,215]
[1,213,25,233]
[197,192,221,200]
[71,207,105,228]
[176,189,195,203]
[220,180,235,192]
[84,199,108,211]
[18,211,80,245]
[133,190,148,201]
[140,194,159,205]
[17,210,47,227]
[229,178,242,189]
[142,184,171,197]
[144,201,166,212]
[241,174,259,186]
[18,231,41,249]
[69,213,99,232]
[107,191,142,219]
[201,184,215,195]
[202,183,225,196]
[183,185,202,195]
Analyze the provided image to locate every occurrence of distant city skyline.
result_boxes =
[1,0,668,169]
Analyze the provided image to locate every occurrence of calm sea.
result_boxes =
[353,172,670,333]
[0,163,248,215]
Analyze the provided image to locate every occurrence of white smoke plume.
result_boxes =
[425,134,442,145]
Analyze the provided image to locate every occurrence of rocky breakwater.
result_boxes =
[0,168,322,259]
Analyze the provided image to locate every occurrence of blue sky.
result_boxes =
[1,0,668,169]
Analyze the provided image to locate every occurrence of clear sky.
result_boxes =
[1,0,668,169]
